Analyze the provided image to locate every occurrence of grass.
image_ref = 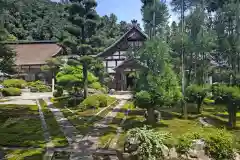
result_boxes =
[112,101,240,151]
[3,149,44,160]
[98,102,141,149]
[0,104,45,147]
[39,99,68,148]
[53,96,118,135]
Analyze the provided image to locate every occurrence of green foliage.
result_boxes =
[176,132,201,154]
[79,94,113,110]
[2,0,67,40]
[185,85,208,103]
[56,65,98,90]
[0,43,16,74]
[28,81,51,93]
[134,91,152,109]
[212,84,240,104]
[125,127,169,160]
[53,87,63,98]
[96,94,108,108]
[1,87,21,96]
[205,130,235,160]
[141,0,169,36]
[89,82,102,90]
[135,39,183,108]
[3,79,26,89]
[175,130,235,160]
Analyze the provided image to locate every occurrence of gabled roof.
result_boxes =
[8,41,62,65]
[113,58,146,70]
[96,26,148,58]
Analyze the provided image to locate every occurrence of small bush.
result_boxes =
[134,91,152,109]
[3,79,27,89]
[205,130,234,160]
[96,94,108,108]
[89,82,102,90]
[53,87,63,97]
[176,132,201,154]
[2,87,22,96]
[67,97,83,107]
[79,95,100,110]
[79,94,114,110]
[28,81,51,92]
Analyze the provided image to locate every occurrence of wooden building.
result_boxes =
[97,23,148,90]
[8,41,62,83]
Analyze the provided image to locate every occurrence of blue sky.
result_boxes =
[52,0,178,27]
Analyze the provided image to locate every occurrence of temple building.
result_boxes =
[8,41,63,83]
[97,22,148,90]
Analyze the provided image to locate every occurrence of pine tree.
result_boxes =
[65,0,99,98]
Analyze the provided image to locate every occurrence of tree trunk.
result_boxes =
[83,62,88,98]
[197,101,202,114]
[228,102,234,128]
[147,108,155,124]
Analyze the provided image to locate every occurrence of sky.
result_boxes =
[52,0,178,27]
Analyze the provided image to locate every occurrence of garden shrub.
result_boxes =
[205,130,234,160]
[185,85,208,113]
[67,97,83,107]
[3,79,27,89]
[124,127,169,160]
[28,81,51,92]
[134,91,152,108]
[78,94,114,110]
[96,94,108,108]
[53,87,63,97]
[79,95,100,110]
[89,82,102,90]
[176,132,201,154]
[2,87,22,96]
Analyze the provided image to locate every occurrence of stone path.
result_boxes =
[70,100,127,159]
[44,98,80,146]
[44,98,127,160]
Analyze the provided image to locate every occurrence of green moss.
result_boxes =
[0,104,45,147]
[4,149,44,160]
[39,99,68,147]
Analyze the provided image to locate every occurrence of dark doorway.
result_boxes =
[126,73,134,90]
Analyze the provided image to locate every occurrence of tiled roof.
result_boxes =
[96,26,148,58]
[9,42,62,65]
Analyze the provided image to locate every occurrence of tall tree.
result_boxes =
[65,0,99,98]
[141,0,169,37]
[0,0,16,74]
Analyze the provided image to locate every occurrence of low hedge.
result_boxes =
[176,129,235,160]
[1,87,22,96]
[3,79,27,89]
[79,94,115,110]
[28,81,51,92]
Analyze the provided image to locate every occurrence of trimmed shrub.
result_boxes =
[2,87,22,96]
[79,95,100,110]
[53,87,63,98]
[134,91,152,109]
[79,94,114,110]
[96,94,108,108]
[89,82,102,90]
[3,79,27,89]
[176,132,201,154]
[205,130,234,160]
[185,85,208,113]
[67,97,83,107]
[28,81,51,92]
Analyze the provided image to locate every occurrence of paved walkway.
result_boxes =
[44,97,128,160]
[0,92,52,105]
[70,100,127,160]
